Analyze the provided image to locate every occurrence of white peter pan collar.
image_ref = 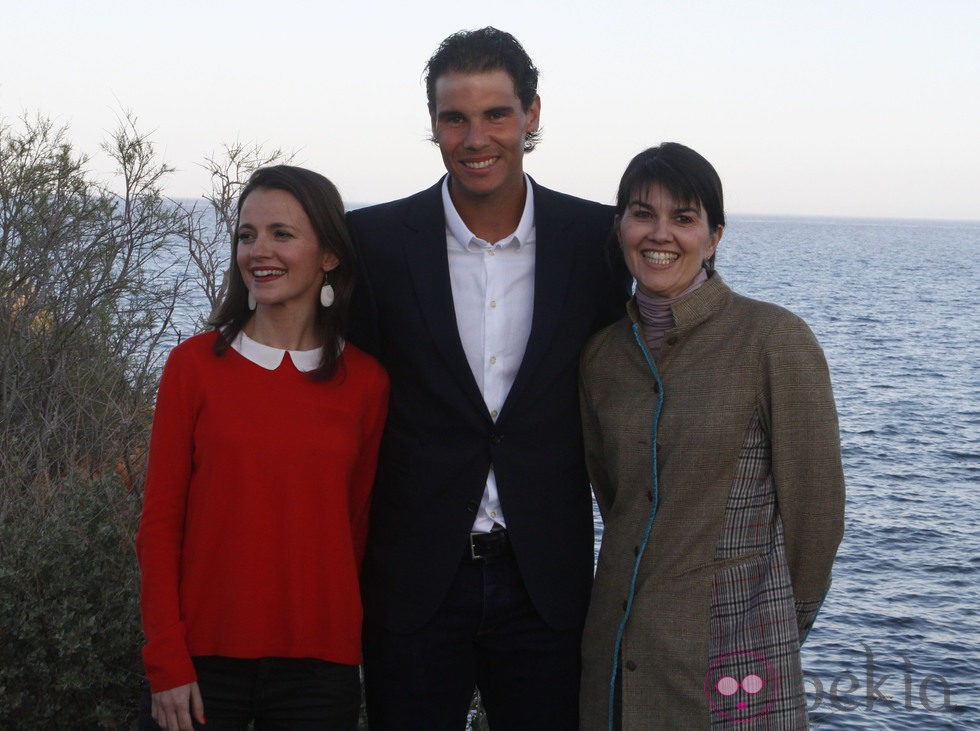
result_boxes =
[231,331,324,373]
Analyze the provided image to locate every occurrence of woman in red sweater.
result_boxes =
[137,166,389,730]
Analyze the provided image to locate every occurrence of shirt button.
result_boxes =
[490,299,497,308]
[487,250,495,257]
[490,409,498,419]
[489,356,497,365]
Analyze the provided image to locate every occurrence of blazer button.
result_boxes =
[466,500,478,514]
[490,432,502,445]
[625,660,637,672]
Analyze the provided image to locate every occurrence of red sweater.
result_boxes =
[137,331,389,692]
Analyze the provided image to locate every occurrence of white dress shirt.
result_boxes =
[442,176,536,533]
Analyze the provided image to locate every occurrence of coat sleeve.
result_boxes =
[135,344,200,692]
[580,348,617,520]
[762,314,846,641]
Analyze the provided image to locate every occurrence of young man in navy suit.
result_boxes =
[347,27,630,730]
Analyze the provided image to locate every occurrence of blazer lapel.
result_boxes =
[401,181,489,416]
[500,180,575,418]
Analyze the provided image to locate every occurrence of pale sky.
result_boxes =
[3,0,978,220]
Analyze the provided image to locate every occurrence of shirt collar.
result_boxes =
[231,330,324,372]
[441,174,535,251]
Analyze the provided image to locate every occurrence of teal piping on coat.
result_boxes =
[607,322,665,730]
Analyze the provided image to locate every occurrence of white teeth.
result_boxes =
[464,158,497,169]
[642,251,678,264]
[253,269,283,277]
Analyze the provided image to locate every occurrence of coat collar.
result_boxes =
[627,272,731,331]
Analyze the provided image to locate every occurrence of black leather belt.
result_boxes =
[467,530,510,560]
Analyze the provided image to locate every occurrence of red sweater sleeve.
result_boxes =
[349,352,390,568]
[136,340,200,692]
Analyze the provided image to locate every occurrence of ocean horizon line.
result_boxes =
[167,197,980,226]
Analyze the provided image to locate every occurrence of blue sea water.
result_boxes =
[601,215,980,730]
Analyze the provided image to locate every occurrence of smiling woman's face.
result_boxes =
[618,183,722,299]
[235,187,337,315]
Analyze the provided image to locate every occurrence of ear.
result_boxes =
[525,95,541,133]
[707,225,723,257]
[321,251,340,273]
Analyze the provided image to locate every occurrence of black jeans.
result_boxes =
[139,656,360,730]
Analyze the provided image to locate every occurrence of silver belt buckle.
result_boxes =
[469,531,484,560]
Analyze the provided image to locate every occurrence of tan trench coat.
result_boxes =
[579,274,845,730]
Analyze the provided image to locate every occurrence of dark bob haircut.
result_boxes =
[209,165,355,380]
[615,143,725,272]
[425,26,542,153]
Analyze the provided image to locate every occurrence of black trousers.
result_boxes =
[139,656,360,731]
[363,548,582,730]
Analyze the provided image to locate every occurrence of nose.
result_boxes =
[464,120,488,149]
[251,231,273,257]
[648,216,671,242]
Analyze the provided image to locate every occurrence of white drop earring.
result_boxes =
[320,282,335,308]
[248,290,256,311]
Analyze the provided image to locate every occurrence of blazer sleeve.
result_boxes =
[346,211,383,360]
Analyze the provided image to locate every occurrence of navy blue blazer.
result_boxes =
[347,177,629,633]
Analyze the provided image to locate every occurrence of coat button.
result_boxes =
[666,336,678,346]
[626,660,637,672]
[490,432,502,445]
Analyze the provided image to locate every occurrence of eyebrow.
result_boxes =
[237,221,297,230]
[436,105,516,120]
[628,199,701,215]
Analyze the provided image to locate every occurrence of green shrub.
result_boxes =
[0,476,143,728]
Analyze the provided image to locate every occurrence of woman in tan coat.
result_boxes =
[579,143,845,730]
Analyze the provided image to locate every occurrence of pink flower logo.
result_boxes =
[704,650,778,722]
